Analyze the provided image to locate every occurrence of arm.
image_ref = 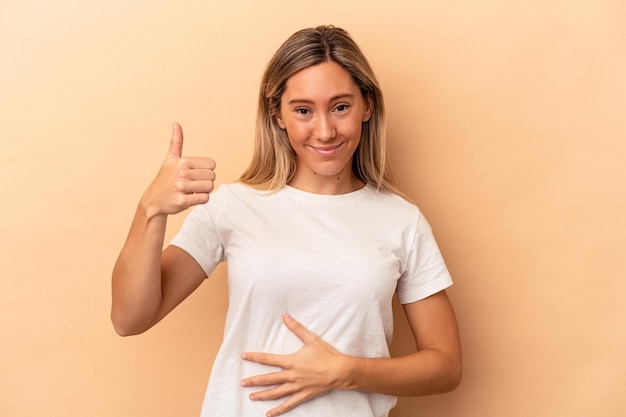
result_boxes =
[241,290,462,416]
[111,123,215,336]
[351,290,462,395]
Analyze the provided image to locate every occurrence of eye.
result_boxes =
[295,107,311,115]
[334,104,349,112]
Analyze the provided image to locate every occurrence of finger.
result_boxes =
[168,122,184,158]
[184,192,210,208]
[248,383,299,402]
[242,370,289,389]
[173,165,215,182]
[282,314,317,344]
[180,168,216,182]
[178,157,217,171]
[265,390,313,417]
[182,180,214,195]
[242,352,288,368]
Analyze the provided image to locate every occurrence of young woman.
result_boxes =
[112,25,462,417]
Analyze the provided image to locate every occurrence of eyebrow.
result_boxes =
[287,93,355,105]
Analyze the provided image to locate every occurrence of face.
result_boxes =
[276,61,373,192]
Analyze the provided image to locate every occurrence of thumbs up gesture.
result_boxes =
[141,123,216,219]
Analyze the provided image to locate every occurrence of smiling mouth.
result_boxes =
[310,143,343,156]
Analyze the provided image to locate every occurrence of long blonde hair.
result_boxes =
[239,25,403,196]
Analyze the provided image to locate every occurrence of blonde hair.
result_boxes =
[239,25,403,196]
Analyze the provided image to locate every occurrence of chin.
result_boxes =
[312,163,350,177]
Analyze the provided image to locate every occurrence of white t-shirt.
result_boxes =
[170,182,452,417]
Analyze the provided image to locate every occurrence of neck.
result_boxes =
[288,167,365,195]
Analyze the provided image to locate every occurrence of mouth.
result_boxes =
[310,142,344,156]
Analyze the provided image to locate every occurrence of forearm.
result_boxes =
[111,123,215,336]
[345,348,462,396]
[111,201,168,336]
[344,291,463,397]
[242,310,462,410]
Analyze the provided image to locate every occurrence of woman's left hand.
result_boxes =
[241,313,355,417]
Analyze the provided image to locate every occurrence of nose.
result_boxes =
[315,114,336,142]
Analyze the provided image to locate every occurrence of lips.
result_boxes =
[310,142,343,156]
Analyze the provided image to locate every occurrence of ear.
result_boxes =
[362,93,374,122]
[275,113,286,129]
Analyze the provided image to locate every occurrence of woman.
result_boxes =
[112,25,462,417]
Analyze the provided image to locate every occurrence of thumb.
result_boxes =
[167,122,184,158]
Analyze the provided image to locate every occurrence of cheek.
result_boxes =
[284,123,309,143]
[285,129,303,152]
[342,120,364,140]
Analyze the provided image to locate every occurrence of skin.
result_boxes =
[111,124,212,336]
[111,62,462,417]
[276,61,372,195]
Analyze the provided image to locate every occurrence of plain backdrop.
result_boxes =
[1,1,625,416]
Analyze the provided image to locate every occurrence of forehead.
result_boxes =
[282,61,361,101]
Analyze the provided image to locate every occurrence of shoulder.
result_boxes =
[363,186,439,240]
[365,186,423,219]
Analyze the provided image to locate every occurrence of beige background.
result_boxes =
[1,0,625,416]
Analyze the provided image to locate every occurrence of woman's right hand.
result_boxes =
[141,123,216,219]
[111,123,212,336]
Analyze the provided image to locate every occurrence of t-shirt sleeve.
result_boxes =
[396,212,453,304]
[168,187,226,278]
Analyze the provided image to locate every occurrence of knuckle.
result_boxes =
[174,180,185,191]
[174,194,187,207]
